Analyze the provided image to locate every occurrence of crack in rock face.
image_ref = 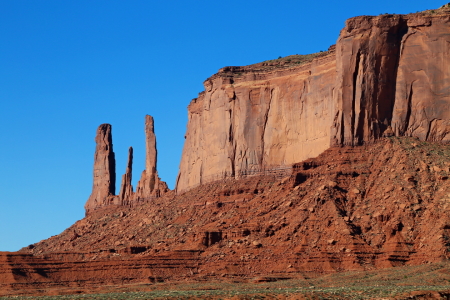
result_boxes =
[178,13,450,193]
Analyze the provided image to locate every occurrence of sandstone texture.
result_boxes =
[0,250,200,297]
[84,124,116,213]
[135,115,168,200]
[85,115,168,214]
[9,137,450,296]
[19,138,450,283]
[4,252,450,298]
[118,147,133,205]
[176,51,336,193]
[177,10,450,193]
[5,6,450,298]
[333,14,450,145]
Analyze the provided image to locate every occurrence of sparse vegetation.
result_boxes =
[219,51,332,79]
[4,261,450,299]
[2,283,450,299]
[10,137,450,299]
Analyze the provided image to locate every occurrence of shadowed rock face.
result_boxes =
[177,12,450,193]
[84,124,116,213]
[118,147,133,205]
[332,15,408,145]
[332,14,450,145]
[392,16,450,142]
[7,8,450,297]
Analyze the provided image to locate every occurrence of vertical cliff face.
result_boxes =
[85,116,168,214]
[176,53,336,193]
[392,15,450,141]
[332,16,408,145]
[332,13,450,146]
[177,11,450,193]
[84,124,116,213]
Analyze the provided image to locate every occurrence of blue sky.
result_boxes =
[0,0,443,251]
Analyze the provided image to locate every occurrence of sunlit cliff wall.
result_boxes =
[177,12,450,193]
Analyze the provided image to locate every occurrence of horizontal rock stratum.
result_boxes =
[13,137,450,296]
[176,11,450,193]
[5,6,450,297]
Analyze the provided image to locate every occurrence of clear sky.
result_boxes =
[0,0,444,251]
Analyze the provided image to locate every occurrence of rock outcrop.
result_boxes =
[118,147,134,205]
[0,250,201,297]
[135,115,168,199]
[392,14,450,142]
[85,115,168,214]
[176,51,336,193]
[332,15,407,145]
[177,10,450,193]
[332,14,450,145]
[84,124,116,213]
[7,6,450,297]
[21,138,450,293]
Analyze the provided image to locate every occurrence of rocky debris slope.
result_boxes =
[6,5,450,297]
[84,115,169,214]
[177,8,450,192]
[22,138,450,278]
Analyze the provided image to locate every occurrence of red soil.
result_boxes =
[2,137,450,296]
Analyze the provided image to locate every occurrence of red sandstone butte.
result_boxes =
[4,6,450,298]
[333,14,450,145]
[176,12,450,193]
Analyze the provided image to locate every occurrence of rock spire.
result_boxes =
[84,124,116,213]
[118,147,134,205]
[85,116,168,214]
[136,115,168,199]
